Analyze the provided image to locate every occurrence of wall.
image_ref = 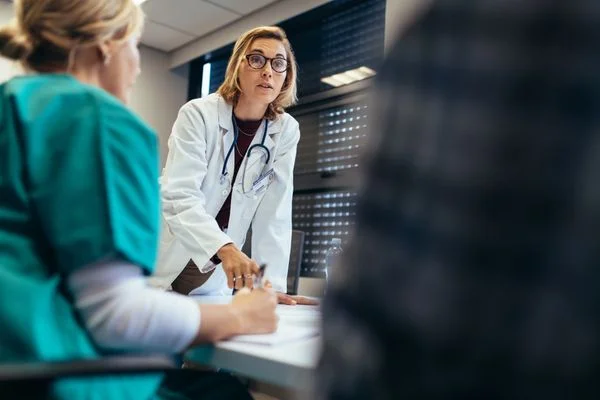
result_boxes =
[129,45,188,166]
[0,56,22,82]
[170,0,331,68]
[0,2,23,81]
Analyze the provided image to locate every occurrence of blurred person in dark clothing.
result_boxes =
[318,0,600,398]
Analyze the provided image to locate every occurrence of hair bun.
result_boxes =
[0,22,33,61]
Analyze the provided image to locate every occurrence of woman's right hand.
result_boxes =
[191,288,277,344]
[230,288,278,334]
[217,243,260,290]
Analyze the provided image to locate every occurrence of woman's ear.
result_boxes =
[97,41,116,66]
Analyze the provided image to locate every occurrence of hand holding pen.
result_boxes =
[230,264,278,334]
[234,264,319,305]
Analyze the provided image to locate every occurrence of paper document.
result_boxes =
[276,304,321,326]
[226,323,319,346]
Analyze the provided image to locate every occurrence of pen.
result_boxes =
[253,264,267,289]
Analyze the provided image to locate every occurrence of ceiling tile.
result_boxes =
[142,0,240,37]
[205,0,280,15]
[141,19,196,52]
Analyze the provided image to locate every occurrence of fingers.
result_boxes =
[276,292,297,305]
[243,273,254,290]
[221,250,261,290]
[243,260,257,289]
[233,267,244,290]
[241,260,259,289]
[292,296,320,306]
[226,269,234,289]
[249,260,260,275]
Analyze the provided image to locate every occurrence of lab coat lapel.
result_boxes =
[218,96,235,180]
[261,115,281,163]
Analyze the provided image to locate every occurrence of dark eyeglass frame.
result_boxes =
[245,54,288,73]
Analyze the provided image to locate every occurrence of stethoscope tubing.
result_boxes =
[221,114,270,179]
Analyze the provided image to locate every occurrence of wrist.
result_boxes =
[192,303,245,344]
[216,243,236,261]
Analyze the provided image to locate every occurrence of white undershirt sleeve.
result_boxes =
[67,261,201,353]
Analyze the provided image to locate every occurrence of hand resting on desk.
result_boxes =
[276,293,319,306]
[263,280,320,306]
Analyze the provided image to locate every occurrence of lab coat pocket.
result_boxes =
[241,143,271,187]
[241,189,264,220]
[241,161,264,192]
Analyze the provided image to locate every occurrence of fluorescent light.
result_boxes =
[320,76,344,87]
[201,62,211,97]
[321,66,376,88]
[358,66,376,76]
[344,69,369,80]
[329,73,354,85]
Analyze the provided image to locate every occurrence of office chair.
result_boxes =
[287,230,305,295]
[241,229,306,295]
[0,354,176,395]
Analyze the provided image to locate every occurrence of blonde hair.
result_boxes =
[217,26,298,120]
[0,0,144,72]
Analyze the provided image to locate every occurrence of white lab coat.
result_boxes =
[148,93,299,294]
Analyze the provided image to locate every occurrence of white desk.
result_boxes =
[186,296,321,390]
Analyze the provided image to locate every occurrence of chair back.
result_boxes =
[287,230,305,295]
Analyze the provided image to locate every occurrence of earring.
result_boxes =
[103,53,112,66]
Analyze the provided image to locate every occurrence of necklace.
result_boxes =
[235,142,246,158]
[234,117,261,137]
[238,126,257,137]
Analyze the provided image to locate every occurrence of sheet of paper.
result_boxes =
[276,304,321,327]
[225,323,319,346]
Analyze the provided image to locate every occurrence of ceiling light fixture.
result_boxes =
[320,66,376,88]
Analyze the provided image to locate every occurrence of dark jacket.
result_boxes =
[318,0,600,398]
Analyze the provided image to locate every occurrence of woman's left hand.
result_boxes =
[276,292,320,306]
[262,280,319,305]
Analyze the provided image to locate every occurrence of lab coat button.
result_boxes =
[222,189,228,197]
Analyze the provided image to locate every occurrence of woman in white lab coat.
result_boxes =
[150,26,314,304]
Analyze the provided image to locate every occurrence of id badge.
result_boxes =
[252,168,274,195]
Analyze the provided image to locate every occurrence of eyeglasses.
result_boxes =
[245,54,288,73]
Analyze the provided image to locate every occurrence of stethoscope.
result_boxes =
[220,113,271,190]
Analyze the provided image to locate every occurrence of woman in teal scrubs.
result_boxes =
[0,1,278,399]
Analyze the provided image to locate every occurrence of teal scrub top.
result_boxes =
[0,74,162,400]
